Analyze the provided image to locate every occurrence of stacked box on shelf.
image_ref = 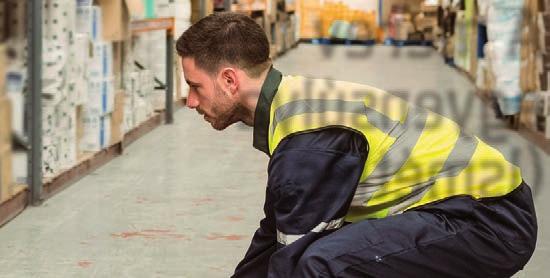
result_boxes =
[122,39,155,134]
[0,43,13,202]
[299,0,322,39]
[267,0,277,22]
[320,1,377,41]
[388,4,414,41]
[41,0,82,177]
[4,1,27,186]
[484,0,524,115]
[539,0,550,91]
[0,96,13,202]
[537,92,550,138]
[414,1,440,42]
[81,79,114,152]
[82,36,115,152]
[534,0,550,138]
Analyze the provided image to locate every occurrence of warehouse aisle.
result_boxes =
[0,113,267,277]
[0,45,548,277]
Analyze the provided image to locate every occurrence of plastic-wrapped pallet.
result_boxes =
[5,0,27,139]
[134,31,167,84]
[42,101,61,177]
[485,0,524,115]
[75,3,116,153]
[41,0,80,176]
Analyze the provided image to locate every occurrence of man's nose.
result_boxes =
[186,91,199,109]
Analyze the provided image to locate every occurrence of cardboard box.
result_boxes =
[0,97,12,152]
[535,91,550,116]
[6,0,26,40]
[112,41,124,89]
[415,14,438,31]
[125,0,145,19]
[110,91,125,145]
[267,0,277,22]
[275,22,284,53]
[520,95,537,130]
[395,21,414,41]
[299,0,322,39]
[0,3,5,41]
[0,149,13,203]
[97,0,131,41]
[0,44,5,97]
[535,115,550,138]
[420,2,439,14]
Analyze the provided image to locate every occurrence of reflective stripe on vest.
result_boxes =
[267,76,522,222]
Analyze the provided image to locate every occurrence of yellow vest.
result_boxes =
[267,76,522,222]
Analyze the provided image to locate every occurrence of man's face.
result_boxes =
[181,57,242,130]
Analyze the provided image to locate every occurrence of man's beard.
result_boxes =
[209,88,244,130]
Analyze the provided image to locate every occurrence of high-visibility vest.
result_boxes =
[267,75,522,222]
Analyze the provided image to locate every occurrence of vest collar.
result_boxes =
[253,67,282,155]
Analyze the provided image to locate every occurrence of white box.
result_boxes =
[81,112,110,152]
[76,5,102,41]
[86,78,115,115]
[103,78,115,114]
[535,92,550,116]
[12,151,27,185]
[89,42,113,79]
[89,6,103,41]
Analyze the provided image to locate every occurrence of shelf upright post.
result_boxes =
[165,26,174,124]
[27,0,43,205]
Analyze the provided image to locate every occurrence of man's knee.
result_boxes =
[295,244,332,277]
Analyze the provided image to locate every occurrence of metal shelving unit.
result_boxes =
[23,7,180,206]
[0,0,209,227]
[130,17,176,124]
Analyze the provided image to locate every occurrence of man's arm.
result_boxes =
[266,128,368,277]
[232,187,277,277]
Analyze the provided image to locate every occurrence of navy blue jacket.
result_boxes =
[232,68,369,277]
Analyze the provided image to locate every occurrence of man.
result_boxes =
[177,12,537,277]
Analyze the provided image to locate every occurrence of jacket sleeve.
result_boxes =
[266,128,368,277]
[232,186,277,278]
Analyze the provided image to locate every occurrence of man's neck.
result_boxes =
[238,69,271,126]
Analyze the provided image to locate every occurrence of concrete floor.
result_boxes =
[0,44,547,277]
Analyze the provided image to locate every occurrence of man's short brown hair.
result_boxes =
[176,12,271,78]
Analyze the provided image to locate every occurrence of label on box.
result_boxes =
[89,42,113,79]
[81,113,110,151]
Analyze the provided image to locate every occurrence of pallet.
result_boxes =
[384,38,434,47]
[0,185,28,227]
[301,38,376,46]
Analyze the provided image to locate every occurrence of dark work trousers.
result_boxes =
[293,182,537,277]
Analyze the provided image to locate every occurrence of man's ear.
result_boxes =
[219,67,239,96]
